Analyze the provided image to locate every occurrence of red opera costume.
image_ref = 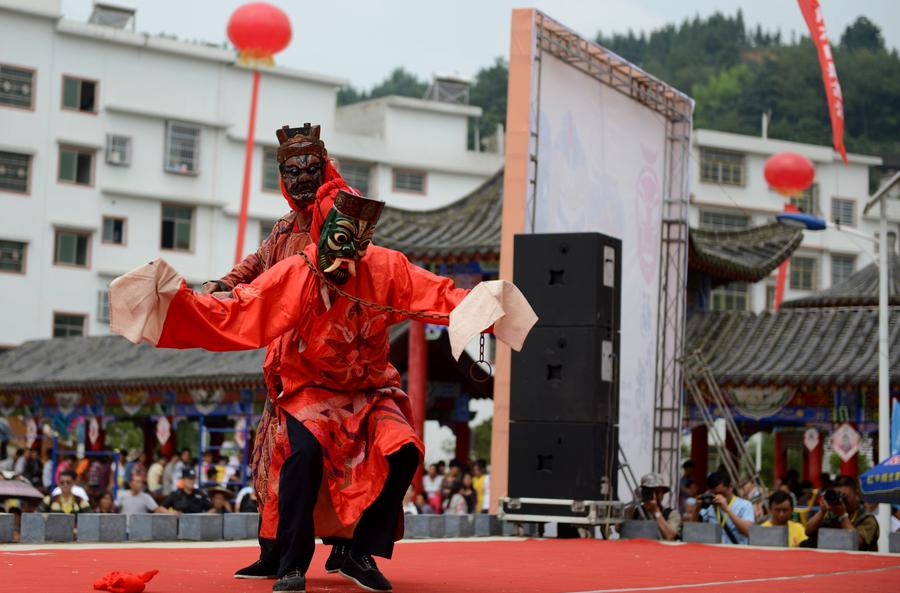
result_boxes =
[168,244,467,536]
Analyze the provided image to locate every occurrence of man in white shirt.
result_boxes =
[116,475,171,515]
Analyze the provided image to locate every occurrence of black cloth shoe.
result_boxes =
[339,554,392,592]
[234,559,277,580]
[325,543,349,573]
[272,569,306,592]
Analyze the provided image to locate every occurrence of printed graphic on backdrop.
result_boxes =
[831,422,861,463]
[25,418,37,447]
[803,427,820,451]
[728,387,796,420]
[55,392,81,417]
[0,393,19,417]
[120,389,148,416]
[190,388,225,415]
[88,416,100,446]
[156,416,171,446]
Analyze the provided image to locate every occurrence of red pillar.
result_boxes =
[840,453,859,477]
[160,416,175,458]
[408,321,428,493]
[454,421,471,463]
[234,69,261,265]
[773,431,788,484]
[808,435,824,488]
[691,425,708,491]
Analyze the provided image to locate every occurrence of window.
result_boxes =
[790,257,817,290]
[831,198,855,227]
[0,64,35,109]
[393,169,426,193]
[54,230,90,267]
[765,285,776,310]
[165,121,200,174]
[161,204,193,251]
[106,134,132,166]
[700,148,745,186]
[102,217,125,245]
[831,254,856,286]
[97,289,110,323]
[262,147,279,191]
[62,76,97,112]
[58,146,94,185]
[0,151,31,194]
[699,210,750,231]
[53,313,86,337]
[711,282,750,311]
[790,184,818,215]
[260,219,278,241]
[341,161,372,196]
[0,240,26,273]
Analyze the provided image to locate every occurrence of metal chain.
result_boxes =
[298,251,449,321]
[470,332,493,383]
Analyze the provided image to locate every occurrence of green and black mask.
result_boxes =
[317,190,384,285]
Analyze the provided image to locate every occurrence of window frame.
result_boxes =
[60,74,99,114]
[392,168,427,195]
[831,197,856,227]
[789,256,817,291]
[57,144,96,187]
[698,210,751,232]
[105,134,132,166]
[790,183,819,216]
[52,311,88,338]
[699,147,746,187]
[0,239,27,275]
[340,160,373,196]
[97,289,110,324]
[0,62,36,111]
[261,146,280,193]
[164,121,201,175]
[160,203,195,252]
[53,228,92,269]
[830,253,856,286]
[0,150,32,196]
[710,281,751,311]
[101,216,127,246]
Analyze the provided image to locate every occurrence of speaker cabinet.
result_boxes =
[510,325,617,423]
[513,233,621,328]
[508,421,618,501]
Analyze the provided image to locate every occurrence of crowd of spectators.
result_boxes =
[629,460,892,548]
[0,445,261,541]
[405,458,491,516]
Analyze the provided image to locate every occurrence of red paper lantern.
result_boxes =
[764,151,815,197]
[227,2,292,65]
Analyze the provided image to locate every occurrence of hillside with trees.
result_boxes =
[338,13,900,159]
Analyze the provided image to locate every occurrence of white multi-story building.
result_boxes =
[689,128,892,312]
[0,0,502,346]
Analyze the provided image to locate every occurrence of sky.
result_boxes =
[61,0,899,90]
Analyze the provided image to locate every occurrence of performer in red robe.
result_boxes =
[111,188,536,593]
[201,123,351,580]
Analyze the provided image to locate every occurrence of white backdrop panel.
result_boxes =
[529,53,668,496]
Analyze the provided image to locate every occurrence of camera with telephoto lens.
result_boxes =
[697,493,715,509]
[823,488,846,507]
[640,487,654,503]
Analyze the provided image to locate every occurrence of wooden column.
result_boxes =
[774,431,788,483]
[808,433,824,488]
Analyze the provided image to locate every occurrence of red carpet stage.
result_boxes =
[3,538,900,593]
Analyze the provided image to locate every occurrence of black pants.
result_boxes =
[274,414,419,577]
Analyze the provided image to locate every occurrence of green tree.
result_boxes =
[472,417,492,462]
[336,68,428,107]
[840,17,885,53]
[105,421,143,454]
[468,57,508,149]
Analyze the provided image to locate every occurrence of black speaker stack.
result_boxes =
[509,232,621,502]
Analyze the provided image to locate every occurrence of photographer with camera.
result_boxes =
[761,490,807,547]
[804,475,878,551]
[687,472,754,544]
[626,473,681,541]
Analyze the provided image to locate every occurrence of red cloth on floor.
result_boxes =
[93,569,158,593]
